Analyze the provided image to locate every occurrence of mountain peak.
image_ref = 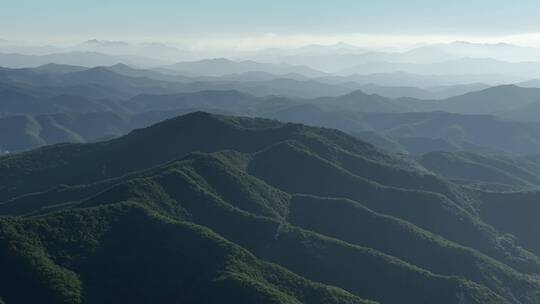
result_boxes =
[110,63,131,68]
[342,89,371,98]
[107,63,135,72]
[35,63,88,74]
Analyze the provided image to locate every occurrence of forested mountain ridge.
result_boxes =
[1,112,540,303]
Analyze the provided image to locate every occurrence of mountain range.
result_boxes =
[160,58,326,77]
[337,58,540,80]
[3,112,540,303]
[4,48,540,303]
[6,40,540,85]
[247,41,540,74]
[6,64,540,156]
[0,51,168,69]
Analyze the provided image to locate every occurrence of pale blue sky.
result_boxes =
[2,0,540,47]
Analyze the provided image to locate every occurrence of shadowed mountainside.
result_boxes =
[2,112,540,303]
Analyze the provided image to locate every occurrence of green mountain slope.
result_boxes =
[2,112,540,303]
[0,203,372,304]
[419,151,540,188]
[0,151,514,303]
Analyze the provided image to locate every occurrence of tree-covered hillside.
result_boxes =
[1,112,540,303]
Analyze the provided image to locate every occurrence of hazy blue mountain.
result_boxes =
[356,42,540,65]
[33,63,88,74]
[5,73,540,155]
[346,111,540,155]
[0,65,191,100]
[2,64,528,107]
[5,65,540,157]
[424,41,540,62]
[426,83,491,99]
[177,78,357,98]
[162,58,326,77]
[338,58,540,80]
[105,63,189,81]
[249,41,540,73]
[74,39,192,63]
[127,90,262,113]
[354,83,437,99]
[248,42,456,71]
[0,51,142,68]
[269,106,540,155]
[331,84,540,115]
[0,41,61,56]
[212,71,310,82]
[498,101,540,122]
[313,90,420,113]
[106,64,357,98]
[516,78,540,88]
[435,85,540,114]
[320,72,522,88]
[355,83,489,99]
[0,65,354,100]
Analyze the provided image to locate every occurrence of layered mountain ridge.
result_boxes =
[2,112,540,303]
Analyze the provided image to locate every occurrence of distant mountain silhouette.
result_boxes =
[356,83,490,100]
[163,58,326,77]
[435,85,540,114]
[269,107,540,155]
[338,58,540,80]
[0,51,150,68]
[4,70,540,155]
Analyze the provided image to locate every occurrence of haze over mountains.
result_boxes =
[5,62,540,156]
[5,40,540,83]
[5,34,540,304]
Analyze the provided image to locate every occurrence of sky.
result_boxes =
[2,0,540,49]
